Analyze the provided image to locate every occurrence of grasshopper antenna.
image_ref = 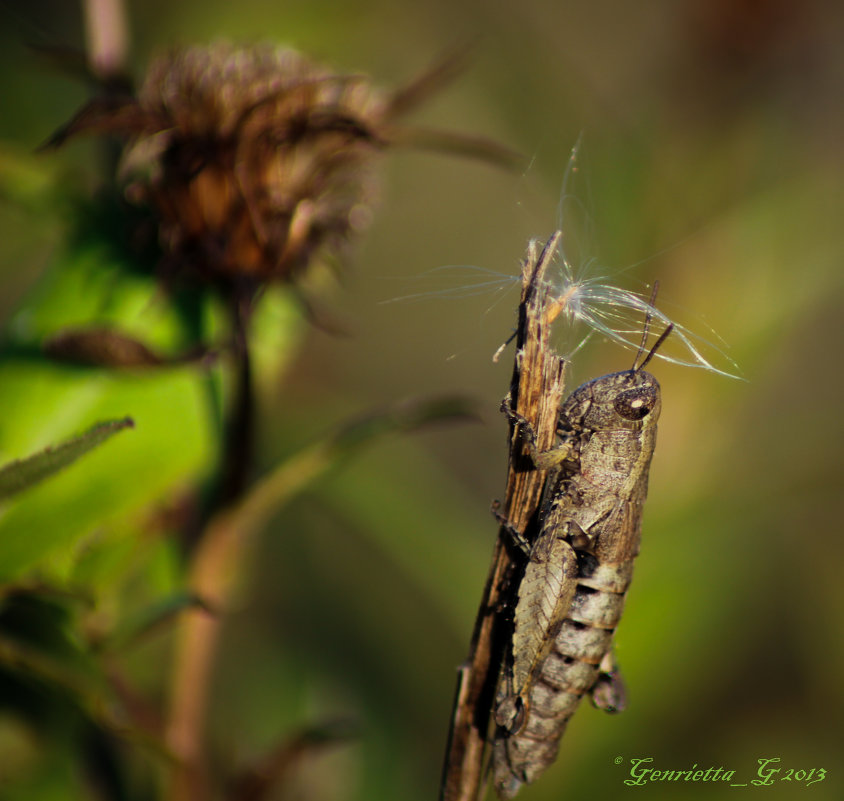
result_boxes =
[632,281,673,372]
[632,281,659,369]
[637,322,674,372]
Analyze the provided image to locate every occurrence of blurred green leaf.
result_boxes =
[6,236,185,351]
[0,590,103,711]
[0,146,58,211]
[0,417,133,501]
[0,363,214,581]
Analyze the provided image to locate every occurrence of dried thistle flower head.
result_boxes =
[47,42,517,291]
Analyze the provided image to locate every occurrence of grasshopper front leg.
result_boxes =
[500,398,574,471]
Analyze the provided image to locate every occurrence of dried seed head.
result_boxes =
[126,43,386,285]
[48,43,516,291]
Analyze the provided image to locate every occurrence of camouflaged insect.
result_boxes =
[492,327,670,799]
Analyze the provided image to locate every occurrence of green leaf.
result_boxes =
[0,363,214,582]
[0,145,58,212]
[0,417,134,500]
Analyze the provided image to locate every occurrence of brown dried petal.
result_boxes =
[43,328,210,368]
[40,95,170,150]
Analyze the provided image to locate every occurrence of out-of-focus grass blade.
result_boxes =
[98,591,210,654]
[228,718,358,801]
[233,395,479,537]
[195,396,479,602]
[0,417,134,500]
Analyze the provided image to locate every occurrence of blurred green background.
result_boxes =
[0,1,842,800]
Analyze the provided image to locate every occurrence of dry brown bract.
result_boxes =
[47,42,513,290]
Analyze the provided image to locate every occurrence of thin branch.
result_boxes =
[227,719,357,801]
[439,233,567,801]
[163,396,480,801]
[219,291,257,506]
[82,0,130,82]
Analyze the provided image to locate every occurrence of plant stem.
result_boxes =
[220,291,255,505]
[83,0,129,80]
[165,289,255,800]
[439,233,567,801]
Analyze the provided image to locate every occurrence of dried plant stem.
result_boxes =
[163,393,469,799]
[165,291,257,800]
[82,0,129,80]
[440,233,567,801]
[164,477,262,800]
[165,609,216,801]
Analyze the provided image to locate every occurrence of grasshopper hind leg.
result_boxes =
[590,648,628,713]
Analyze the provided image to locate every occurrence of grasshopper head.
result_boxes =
[566,368,661,432]
[562,320,671,432]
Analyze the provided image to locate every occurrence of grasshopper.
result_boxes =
[492,321,672,799]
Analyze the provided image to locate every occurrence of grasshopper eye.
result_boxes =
[613,385,658,421]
